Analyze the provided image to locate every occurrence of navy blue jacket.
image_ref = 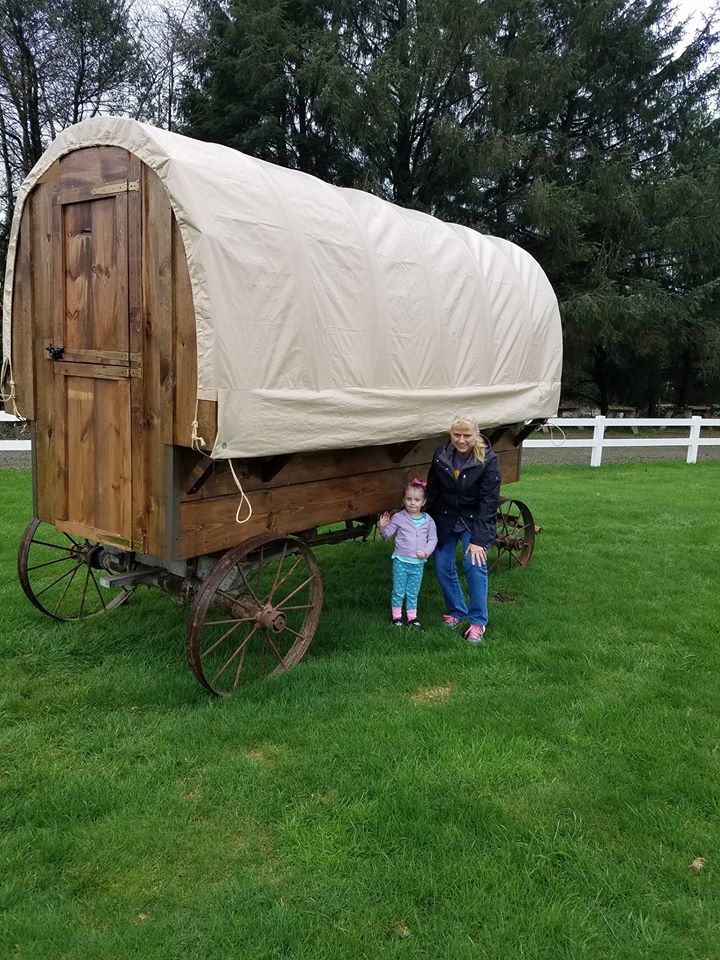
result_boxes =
[425,441,501,549]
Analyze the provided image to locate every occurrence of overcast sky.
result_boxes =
[672,0,716,32]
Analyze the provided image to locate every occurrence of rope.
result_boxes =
[547,421,567,446]
[228,458,253,524]
[189,400,253,525]
[190,399,207,452]
[0,359,22,419]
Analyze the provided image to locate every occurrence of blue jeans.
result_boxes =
[433,529,489,627]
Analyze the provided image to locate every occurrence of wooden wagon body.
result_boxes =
[2,120,562,694]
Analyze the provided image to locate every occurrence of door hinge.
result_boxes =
[91,179,139,197]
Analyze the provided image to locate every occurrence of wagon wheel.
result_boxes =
[186,534,323,697]
[17,518,135,621]
[489,498,535,572]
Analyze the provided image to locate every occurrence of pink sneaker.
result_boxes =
[442,615,462,628]
[464,624,485,644]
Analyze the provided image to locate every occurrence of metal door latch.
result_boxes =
[46,345,64,360]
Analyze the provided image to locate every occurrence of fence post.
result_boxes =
[687,415,702,464]
[591,415,606,467]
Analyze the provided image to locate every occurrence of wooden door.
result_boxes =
[48,164,144,549]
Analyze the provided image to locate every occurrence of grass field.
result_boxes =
[1,462,719,960]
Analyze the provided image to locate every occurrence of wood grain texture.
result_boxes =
[177,441,521,559]
[28,175,57,521]
[141,165,173,553]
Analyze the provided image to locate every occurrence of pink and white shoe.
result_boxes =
[464,624,485,644]
[442,615,462,628]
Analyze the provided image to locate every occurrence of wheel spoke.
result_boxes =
[236,565,261,605]
[232,637,250,690]
[212,628,257,685]
[274,574,315,609]
[271,556,302,598]
[31,539,77,552]
[27,555,76,571]
[78,565,92,618]
[52,562,81,615]
[259,634,266,678]
[62,532,80,546]
[201,619,246,660]
[90,569,107,610]
[204,616,255,626]
[265,634,287,664]
[268,543,288,600]
[34,561,83,598]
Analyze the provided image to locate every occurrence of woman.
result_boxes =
[425,414,501,643]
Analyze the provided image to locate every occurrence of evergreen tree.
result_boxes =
[182,0,356,181]
[114,2,720,409]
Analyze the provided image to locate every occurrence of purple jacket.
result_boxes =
[379,510,438,559]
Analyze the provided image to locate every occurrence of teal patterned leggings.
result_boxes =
[391,558,426,611]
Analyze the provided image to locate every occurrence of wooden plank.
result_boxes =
[179,465,408,557]
[172,217,197,445]
[127,154,147,552]
[10,203,35,418]
[141,165,173,554]
[52,187,68,522]
[53,361,136,380]
[195,400,218,450]
[95,376,133,538]
[56,519,141,551]
[65,375,96,527]
[29,174,58,521]
[172,219,218,450]
[177,444,521,558]
[178,432,520,503]
[58,146,131,192]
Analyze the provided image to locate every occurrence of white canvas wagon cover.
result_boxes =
[2,117,562,459]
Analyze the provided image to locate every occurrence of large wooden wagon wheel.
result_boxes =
[186,534,323,697]
[489,498,535,572]
[17,519,135,621]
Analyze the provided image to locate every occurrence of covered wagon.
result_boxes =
[1,117,562,695]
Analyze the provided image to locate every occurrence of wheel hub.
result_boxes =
[257,604,287,632]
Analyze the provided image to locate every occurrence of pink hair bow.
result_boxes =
[410,477,427,488]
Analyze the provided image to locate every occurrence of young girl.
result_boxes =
[378,479,438,628]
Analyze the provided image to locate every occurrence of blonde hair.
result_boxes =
[450,414,486,463]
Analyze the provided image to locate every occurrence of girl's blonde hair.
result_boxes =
[450,414,486,463]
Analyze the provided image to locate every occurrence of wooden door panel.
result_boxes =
[62,373,133,543]
[49,167,143,550]
[63,196,129,354]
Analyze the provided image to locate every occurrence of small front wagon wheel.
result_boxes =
[489,498,535,572]
[18,518,135,621]
[186,534,323,697]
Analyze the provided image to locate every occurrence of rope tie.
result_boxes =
[228,459,253,524]
[0,359,22,419]
[548,421,567,446]
[190,400,207,452]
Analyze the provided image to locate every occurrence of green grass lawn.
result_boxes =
[1,462,718,960]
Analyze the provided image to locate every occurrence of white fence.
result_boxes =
[0,410,31,450]
[524,416,720,466]
[2,411,720,465]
